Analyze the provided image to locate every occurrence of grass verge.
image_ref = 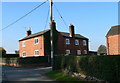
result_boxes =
[44,71,87,83]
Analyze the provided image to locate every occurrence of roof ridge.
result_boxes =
[19,29,50,41]
[60,31,88,39]
[31,29,50,35]
[20,29,88,41]
[112,25,120,28]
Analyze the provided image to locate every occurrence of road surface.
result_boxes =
[2,66,53,82]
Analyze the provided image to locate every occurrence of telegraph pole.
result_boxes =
[50,0,53,22]
[50,0,54,67]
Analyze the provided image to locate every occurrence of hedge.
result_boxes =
[53,55,120,83]
[2,54,19,58]
[2,56,51,67]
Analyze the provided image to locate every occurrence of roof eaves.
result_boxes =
[19,34,44,41]
[60,32,88,39]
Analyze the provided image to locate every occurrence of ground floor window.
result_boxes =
[84,50,87,54]
[77,50,81,55]
[66,50,70,55]
[34,50,39,56]
[22,52,26,57]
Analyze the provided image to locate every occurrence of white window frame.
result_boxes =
[77,50,81,55]
[34,38,39,45]
[34,50,39,56]
[83,40,87,46]
[65,38,70,45]
[22,51,26,57]
[66,50,70,55]
[84,50,87,54]
[75,39,79,45]
[22,41,26,47]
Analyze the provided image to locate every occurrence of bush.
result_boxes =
[53,55,120,83]
[2,56,50,66]
[18,56,49,64]
[2,54,19,58]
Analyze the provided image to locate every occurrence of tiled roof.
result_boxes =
[60,32,88,39]
[19,29,88,41]
[106,25,120,37]
[19,29,50,41]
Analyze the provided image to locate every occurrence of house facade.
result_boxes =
[106,25,120,55]
[19,21,89,57]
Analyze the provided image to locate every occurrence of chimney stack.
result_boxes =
[26,28,31,36]
[50,20,56,30]
[69,24,75,37]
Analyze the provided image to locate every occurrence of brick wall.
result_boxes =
[106,35,120,55]
[118,35,120,54]
[56,32,89,55]
[19,35,44,57]
[19,32,89,57]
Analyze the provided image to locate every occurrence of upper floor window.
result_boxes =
[75,39,79,45]
[34,38,39,45]
[22,41,26,47]
[66,50,70,55]
[83,40,87,46]
[84,50,87,54]
[65,38,70,45]
[77,50,81,55]
[22,52,26,57]
[34,50,39,56]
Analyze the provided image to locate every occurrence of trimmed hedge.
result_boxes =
[2,54,19,58]
[2,56,51,67]
[18,56,50,64]
[53,55,120,83]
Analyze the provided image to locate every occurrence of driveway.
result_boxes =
[2,66,53,81]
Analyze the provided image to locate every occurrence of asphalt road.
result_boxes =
[2,66,53,82]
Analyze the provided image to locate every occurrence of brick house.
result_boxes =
[106,25,120,55]
[19,21,89,57]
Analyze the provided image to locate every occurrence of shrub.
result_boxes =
[2,54,19,58]
[2,56,50,66]
[17,56,49,64]
[53,55,120,83]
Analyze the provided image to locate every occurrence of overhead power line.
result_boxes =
[53,4,68,28]
[1,0,48,31]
